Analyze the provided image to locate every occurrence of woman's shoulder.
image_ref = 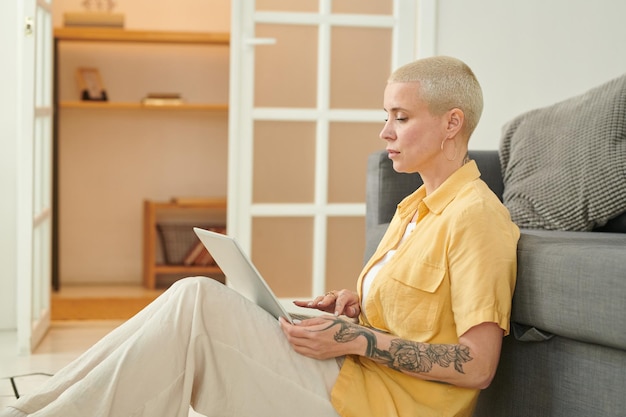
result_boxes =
[451,179,518,231]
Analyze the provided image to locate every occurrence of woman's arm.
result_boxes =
[279,317,502,390]
[361,320,503,389]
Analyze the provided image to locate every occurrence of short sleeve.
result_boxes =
[447,188,519,337]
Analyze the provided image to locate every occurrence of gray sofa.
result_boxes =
[365,149,626,416]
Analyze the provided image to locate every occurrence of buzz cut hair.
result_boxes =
[388,56,484,139]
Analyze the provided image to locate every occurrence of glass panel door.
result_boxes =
[229,0,415,298]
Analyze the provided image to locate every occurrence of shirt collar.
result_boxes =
[396,160,482,219]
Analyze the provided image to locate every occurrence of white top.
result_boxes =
[361,222,416,304]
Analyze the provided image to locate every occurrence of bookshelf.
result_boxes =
[143,198,227,289]
[52,27,230,290]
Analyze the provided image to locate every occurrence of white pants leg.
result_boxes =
[4,277,341,417]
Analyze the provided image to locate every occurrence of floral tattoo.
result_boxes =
[319,319,472,374]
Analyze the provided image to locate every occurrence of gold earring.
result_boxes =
[441,138,458,161]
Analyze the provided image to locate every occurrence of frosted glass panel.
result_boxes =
[36,8,50,107]
[330,27,392,109]
[256,0,318,12]
[33,117,52,216]
[332,0,393,14]
[253,121,316,203]
[328,122,385,203]
[32,219,51,320]
[252,217,313,297]
[254,24,318,108]
[34,118,43,215]
[326,217,366,292]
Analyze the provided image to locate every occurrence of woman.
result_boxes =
[2,56,519,417]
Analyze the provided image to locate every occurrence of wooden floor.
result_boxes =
[51,285,164,320]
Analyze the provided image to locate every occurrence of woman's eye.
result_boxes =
[396,117,407,121]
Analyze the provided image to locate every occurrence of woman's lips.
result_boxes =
[387,149,399,158]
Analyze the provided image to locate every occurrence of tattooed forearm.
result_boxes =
[320,319,473,375]
[379,340,473,374]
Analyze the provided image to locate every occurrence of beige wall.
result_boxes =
[54,0,230,285]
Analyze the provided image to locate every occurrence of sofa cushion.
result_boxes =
[499,73,626,231]
[512,230,626,350]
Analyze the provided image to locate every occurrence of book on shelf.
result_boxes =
[141,93,184,106]
[193,247,215,266]
[183,241,205,266]
[182,226,226,266]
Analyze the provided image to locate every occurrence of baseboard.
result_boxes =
[51,285,163,320]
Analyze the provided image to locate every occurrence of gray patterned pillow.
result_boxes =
[499,73,626,231]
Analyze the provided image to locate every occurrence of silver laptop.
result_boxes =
[193,227,302,324]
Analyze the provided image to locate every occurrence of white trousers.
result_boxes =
[4,278,341,417]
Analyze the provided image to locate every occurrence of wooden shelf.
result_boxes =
[153,197,228,210]
[54,27,230,45]
[143,198,227,289]
[154,265,223,275]
[59,101,228,111]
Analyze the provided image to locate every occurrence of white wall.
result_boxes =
[0,0,21,330]
[431,0,626,150]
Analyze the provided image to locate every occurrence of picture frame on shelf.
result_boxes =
[76,67,108,101]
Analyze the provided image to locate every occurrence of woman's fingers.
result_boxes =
[292,289,360,316]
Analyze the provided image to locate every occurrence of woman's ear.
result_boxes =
[446,108,464,136]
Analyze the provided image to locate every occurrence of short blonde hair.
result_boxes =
[389,56,483,139]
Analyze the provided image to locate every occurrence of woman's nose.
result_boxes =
[380,122,394,141]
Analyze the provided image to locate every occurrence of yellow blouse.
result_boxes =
[331,161,520,417]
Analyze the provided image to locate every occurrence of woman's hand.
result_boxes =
[293,289,361,318]
[279,316,367,360]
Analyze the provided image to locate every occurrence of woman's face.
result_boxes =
[380,81,447,174]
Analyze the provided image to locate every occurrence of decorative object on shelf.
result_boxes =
[76,67,108,101]
[82,0,116,11]
[141,93,184,106]
[64,0,124,28]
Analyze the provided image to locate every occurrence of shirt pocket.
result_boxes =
[385,261,446,333]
